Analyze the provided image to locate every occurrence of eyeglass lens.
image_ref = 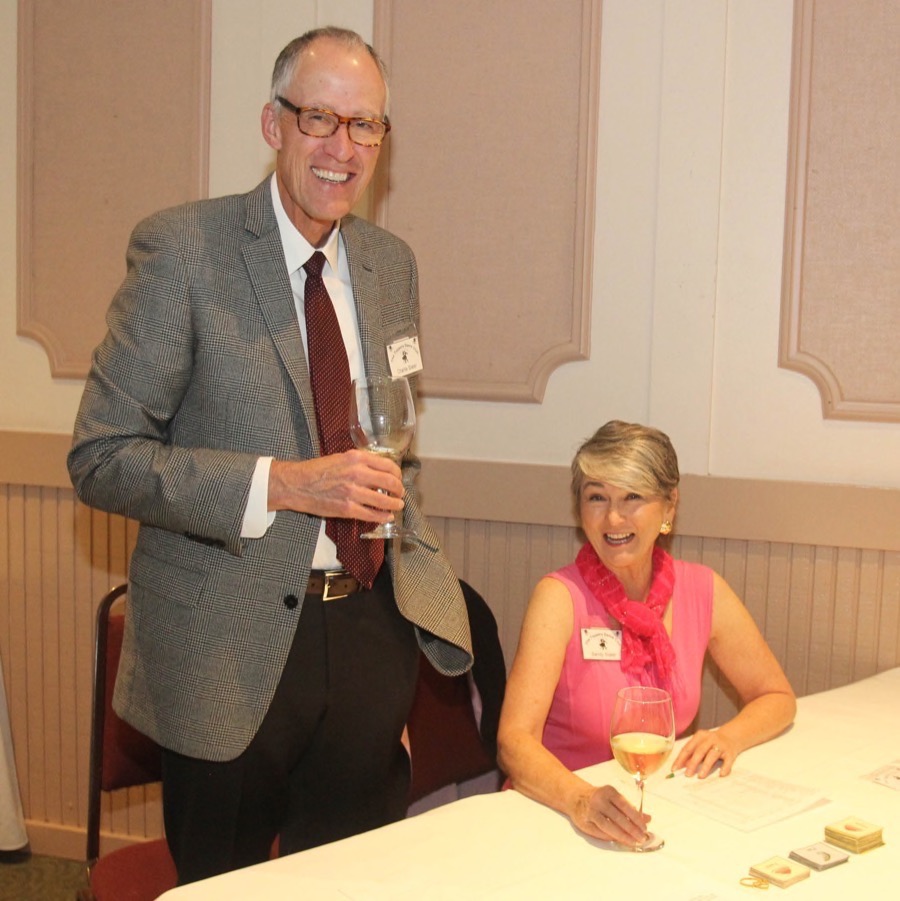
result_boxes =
[298,109,386,146]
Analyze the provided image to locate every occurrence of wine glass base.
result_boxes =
[360,524,417,541]
[360,525,438,552]
[632,832,665,852]
[599,833,665,853]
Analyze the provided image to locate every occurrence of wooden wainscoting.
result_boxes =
[0,483,149,858]
[2,451,899,856]
[430,518,900,735]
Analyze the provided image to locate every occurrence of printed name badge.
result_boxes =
[581,628,622,661]
[387,335,423,377]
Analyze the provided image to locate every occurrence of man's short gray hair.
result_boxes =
[270,27,390,111]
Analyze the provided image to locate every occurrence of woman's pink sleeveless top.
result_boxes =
[542,559,714,771]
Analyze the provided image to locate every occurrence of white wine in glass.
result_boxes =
[609,685,675,852]
[349,376,417,541]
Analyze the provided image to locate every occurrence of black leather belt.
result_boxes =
[305,570,362,601]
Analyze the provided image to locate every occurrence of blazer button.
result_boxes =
[284,594,299,609]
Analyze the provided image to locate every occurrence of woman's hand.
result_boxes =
[672,572,796,781]
[571,784,651,845]
[670,728,735,778]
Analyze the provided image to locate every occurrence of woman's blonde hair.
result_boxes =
[571,420,680,507]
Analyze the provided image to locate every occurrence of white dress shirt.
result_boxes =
[240,175,367,571]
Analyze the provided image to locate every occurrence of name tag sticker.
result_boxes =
[581,628,622,661]
[387,335,423,377]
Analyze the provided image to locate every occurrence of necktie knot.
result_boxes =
[303,250,326,280]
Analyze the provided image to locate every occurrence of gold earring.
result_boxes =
[659,520,672,535]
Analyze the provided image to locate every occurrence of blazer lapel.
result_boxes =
[241,203,394,456]
[343,216,388,380]
[242,184,320,453]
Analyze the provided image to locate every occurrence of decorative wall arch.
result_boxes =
[780,0,900,421]
[17,0,210,379]
[373,0,601,402]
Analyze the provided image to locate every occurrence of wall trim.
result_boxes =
[418,459,900,552]
[0,430,72,487]
[3,431,898,552]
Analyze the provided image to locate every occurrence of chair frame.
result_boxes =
[85,584,126,871]
[79,579,504,892]
[405,580,506,807]
[79,584,174,901]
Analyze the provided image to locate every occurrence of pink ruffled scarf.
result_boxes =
[575,542,676,685]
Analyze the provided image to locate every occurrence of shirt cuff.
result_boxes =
[240,456,276,538]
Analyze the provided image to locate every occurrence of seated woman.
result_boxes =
[497,420,796,846]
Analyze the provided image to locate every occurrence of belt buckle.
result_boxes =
[321,570,350,602]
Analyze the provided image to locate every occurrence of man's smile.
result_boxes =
[312,167,351,183]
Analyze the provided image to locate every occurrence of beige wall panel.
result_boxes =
[73,499,100,832]
[760,543,792,670]
[832,550,856,684]
[745,541,774,633]
[16,0,211,379]
[852,552,875,675]
[784,544,814,695]
[780,0,900,421]
[876,554,900,672]
[373,0,600,401]
[39,487,62,824]
[5,486,29,812]
[56,491,81,829]
[1,485,136,856]
[804,546,831,685]
[854,550,883,680]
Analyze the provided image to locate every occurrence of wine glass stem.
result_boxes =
[637,778,645,815]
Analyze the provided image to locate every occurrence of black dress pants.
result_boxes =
[161,565,419,885]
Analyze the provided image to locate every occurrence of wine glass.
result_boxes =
[609,685,675,852]
[349,375,418,541]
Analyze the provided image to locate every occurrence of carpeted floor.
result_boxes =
[0,850,87,901]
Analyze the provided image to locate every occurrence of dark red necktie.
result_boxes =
[303,251,383,587]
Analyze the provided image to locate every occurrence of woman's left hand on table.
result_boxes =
[670,729,735,778]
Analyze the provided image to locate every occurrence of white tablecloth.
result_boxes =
[0,660,28,852]
[160,668,900,900]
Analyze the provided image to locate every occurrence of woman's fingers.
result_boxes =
[671,731,734,778]
[587,786,650,844]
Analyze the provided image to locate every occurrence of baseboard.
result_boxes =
[22,821,85,862]
[23,820,155,863]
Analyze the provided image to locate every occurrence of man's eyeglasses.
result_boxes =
[276,97,391,147]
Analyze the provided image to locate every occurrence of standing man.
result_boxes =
[68,27,471,884]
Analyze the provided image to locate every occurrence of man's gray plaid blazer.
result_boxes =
[68,177,473,762]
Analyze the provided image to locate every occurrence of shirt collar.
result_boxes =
[270,173,341,275]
